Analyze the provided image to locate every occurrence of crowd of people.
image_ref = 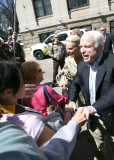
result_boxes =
[0,32,25,62]
[0,27,114,160]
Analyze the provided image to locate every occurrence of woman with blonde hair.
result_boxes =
[56,35,82,90]
[22,61,68,117]
[56,35,85,107]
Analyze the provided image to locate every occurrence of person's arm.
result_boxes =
[48,45,54,58]
[62,86,68,96]
[64,104,74,125]
[7,36,12,45]
[68,73,81,111]
[41,108,86,160]
[92,83,114,117]
[21,110,55,147]
[37,125,55,146]
[56,58,67,81]
[68,74,81,102]
[78,106,97,120]
[56,69,64,80]
[0,122,48,160]
[46,85,68,106]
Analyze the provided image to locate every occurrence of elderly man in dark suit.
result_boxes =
[68,31,114,160]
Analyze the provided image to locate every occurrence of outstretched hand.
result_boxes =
[78,106,97,120]
[68,101,77,112]
[72,107,87,126]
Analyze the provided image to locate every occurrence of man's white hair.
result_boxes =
[82,31,104,48]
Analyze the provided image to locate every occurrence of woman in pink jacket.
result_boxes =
[22,61,68,117]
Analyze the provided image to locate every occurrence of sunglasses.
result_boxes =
[55,37,59,38]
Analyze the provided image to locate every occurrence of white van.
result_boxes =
[31,29,87,60]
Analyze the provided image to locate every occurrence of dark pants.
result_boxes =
[53,59,65,83]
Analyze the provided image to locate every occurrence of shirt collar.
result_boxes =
[87,52,103,71]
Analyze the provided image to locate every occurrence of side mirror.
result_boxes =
[45,41,48,44]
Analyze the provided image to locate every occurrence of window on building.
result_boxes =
[34,0,52,17]
[39,32,54,42]
[67,0,89,9]
[110,21,114,33]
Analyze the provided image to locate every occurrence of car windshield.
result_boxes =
[45,35,54,43]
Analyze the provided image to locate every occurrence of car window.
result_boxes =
[59,33,68,41]
[17,40,22,43]
[45,35,54,43]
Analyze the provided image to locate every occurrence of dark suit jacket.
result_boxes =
[68,52,114,135]
[104,33,114,53]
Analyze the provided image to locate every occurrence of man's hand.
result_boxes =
[72,107,87,126]
[56,55,60,60]
[25,84,38,98]
[56,73,62,81]
[78,106,97,120]
[7,36,12,44]
[68,101,77,112]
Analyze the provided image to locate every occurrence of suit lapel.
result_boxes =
[83,65,90,102]
[96,53,108,93]
[96,67,106,92]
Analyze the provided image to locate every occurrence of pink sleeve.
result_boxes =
[46,85,68,107]
[23,85,48,117]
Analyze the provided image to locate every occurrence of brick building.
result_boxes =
[16,0,114,48]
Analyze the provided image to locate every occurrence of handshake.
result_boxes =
[66,101,97,126]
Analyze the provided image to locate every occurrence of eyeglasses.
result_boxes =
[55,37,59,39]
[38,69,42,72]
[100,29,105,31]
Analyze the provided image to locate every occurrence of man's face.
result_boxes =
[54,35,59,43]
[100,27,106,35]
[80,35,101,64]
